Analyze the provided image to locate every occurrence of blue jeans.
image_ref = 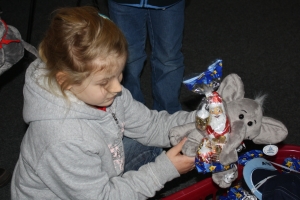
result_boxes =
[123,137,162,172]
[108,0,185,114]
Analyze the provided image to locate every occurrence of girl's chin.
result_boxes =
[101,99,115,107]
[88,100,115,108]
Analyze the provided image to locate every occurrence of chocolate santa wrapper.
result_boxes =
[195,91,231,170]
[183,59,222,95]
[195,138,235,174]
[183,59,234,174]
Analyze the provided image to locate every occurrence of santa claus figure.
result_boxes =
[207,92,230,139]
[206,92,230,157]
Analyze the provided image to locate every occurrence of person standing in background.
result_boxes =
[108,0,186,114]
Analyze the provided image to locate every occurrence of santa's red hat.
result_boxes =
[208,92,223,108]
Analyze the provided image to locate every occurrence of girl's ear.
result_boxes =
[56,71,72,89]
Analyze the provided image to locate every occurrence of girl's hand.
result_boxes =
[166,138,195,174]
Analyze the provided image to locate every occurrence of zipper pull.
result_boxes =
[111,113,119,125]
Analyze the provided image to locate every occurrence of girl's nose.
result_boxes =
[108,78,122,93]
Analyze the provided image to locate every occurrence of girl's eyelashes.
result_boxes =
[96,73,122,87]
[99,81,108,86]
[96,78,110,86]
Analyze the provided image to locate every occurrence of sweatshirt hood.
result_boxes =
[23,59,110,123]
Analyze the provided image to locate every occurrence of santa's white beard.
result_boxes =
[210,113,226,133]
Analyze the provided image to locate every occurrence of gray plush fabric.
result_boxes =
[0,18,37,75]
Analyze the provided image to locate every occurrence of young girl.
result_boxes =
[11,6,196,199]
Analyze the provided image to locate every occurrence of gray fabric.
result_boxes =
[0,19,37,76]
[218,74,288,166]
[10,58,196,200]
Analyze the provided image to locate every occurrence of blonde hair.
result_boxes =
[39,6,128,96]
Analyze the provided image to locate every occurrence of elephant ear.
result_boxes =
[217,73,245,102]
[253,116,288,144]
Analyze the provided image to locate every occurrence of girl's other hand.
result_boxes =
[166,138,195,174]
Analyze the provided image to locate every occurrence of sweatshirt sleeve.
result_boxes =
[36,140,179,200]
[120,87,196,147]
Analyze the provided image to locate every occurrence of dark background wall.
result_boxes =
[1,0,300,199]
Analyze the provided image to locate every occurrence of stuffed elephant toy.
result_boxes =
[169,73,288,188]
[0,18,37,76]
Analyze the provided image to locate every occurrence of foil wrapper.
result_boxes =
[183,59,234,173]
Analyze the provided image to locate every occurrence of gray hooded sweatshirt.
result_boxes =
[11,59,196,200]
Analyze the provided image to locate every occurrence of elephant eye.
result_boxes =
[239,114,244,119]
[247,121,253,126]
